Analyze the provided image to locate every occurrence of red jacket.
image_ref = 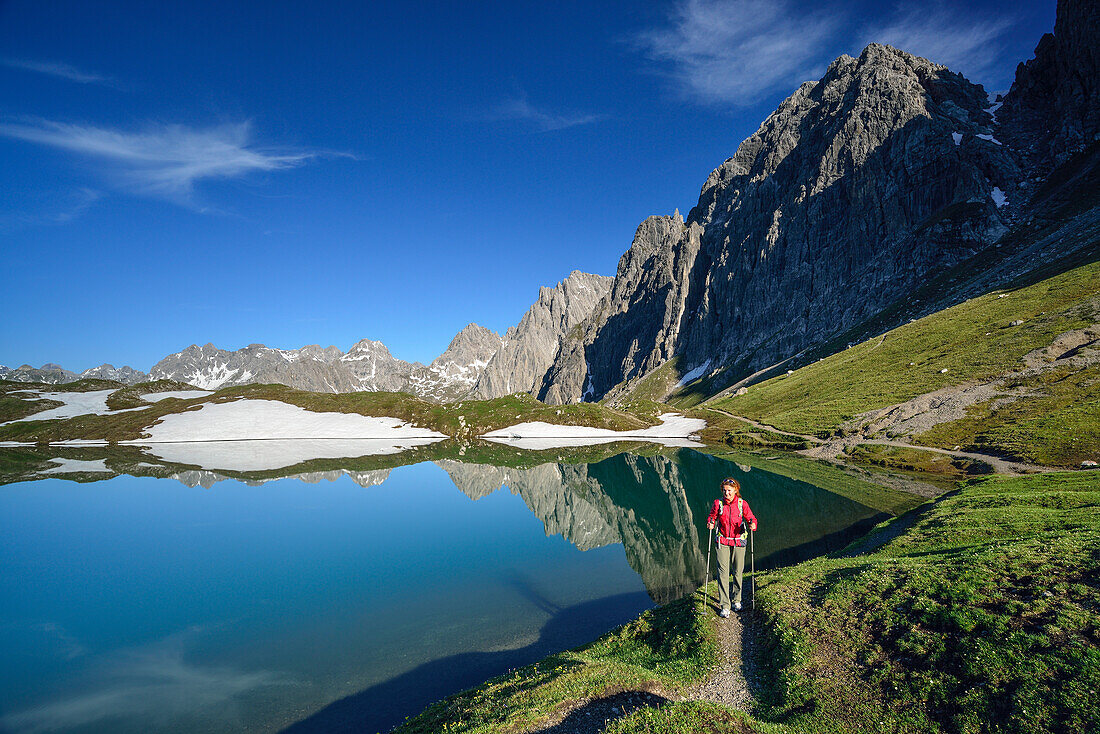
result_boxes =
[707,497,757,546]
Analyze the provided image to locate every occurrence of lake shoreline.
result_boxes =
[390,469,1100,734]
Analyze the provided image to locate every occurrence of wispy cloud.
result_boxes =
[635,1,1021,105]
[0,187,104,231]
[0,639,291,733]
[3,58,120,86]
[489,96,606,132]
[862,4,1015,86]
[0,119,316,202]
[635,0,841,105]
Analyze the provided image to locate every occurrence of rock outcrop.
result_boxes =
[79,364,150,384]
[998,0,1100,174]
[473,271,613,399]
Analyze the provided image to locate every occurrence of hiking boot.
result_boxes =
[733,602,742,612]
[719,608,730,618]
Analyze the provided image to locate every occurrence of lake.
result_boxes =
[0,444,888,733]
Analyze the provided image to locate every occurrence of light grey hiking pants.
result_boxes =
[716,542,746,609]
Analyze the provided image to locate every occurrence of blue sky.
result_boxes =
[1,0,1056,371]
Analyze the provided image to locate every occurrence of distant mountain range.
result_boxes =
[4,0,1097,407]
[1,271,613,403]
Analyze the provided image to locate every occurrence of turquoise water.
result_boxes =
[0,448,884,733]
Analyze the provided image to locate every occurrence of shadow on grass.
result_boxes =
[280,590,652,734]
[528,691,671,734]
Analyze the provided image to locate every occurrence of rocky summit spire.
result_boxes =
[473,270,613,399]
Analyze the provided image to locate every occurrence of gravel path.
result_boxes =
[686,613,755,709]
[682,587,758,712]
[703,407,821,444]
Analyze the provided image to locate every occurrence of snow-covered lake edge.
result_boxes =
[0,398,705,450]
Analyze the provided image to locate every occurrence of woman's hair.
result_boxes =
[721,477,741,493]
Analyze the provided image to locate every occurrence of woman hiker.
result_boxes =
[706,477,758,617]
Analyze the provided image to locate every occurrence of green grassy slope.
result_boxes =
[711,259,1100,465]
[754,471,1100,733]
[913,363,1100,467]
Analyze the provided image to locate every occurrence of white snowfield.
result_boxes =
[126,399,447,443]
[1,390,146,424]
[677,360,711,387]
[43,458,112,474]
[480,413,706,449]
[140,390,214,402]
[146,438,441,472]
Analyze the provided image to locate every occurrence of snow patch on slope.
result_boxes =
[43,458,112,474]
[677,360,711,387]
[481,413,705,449]
[1,390,146,424]
[129,399,447,442]
[140,390,213,402]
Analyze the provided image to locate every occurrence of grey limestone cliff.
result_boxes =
[998,0,1100,174]
[473,271,613,399]
[540,212,703,404]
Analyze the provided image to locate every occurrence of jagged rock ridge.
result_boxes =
[473,270,613,399]
[0,363,148,385]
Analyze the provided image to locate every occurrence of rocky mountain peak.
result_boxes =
[344,338,391,356]
[473,271,612,399]
[443,323,502,358]
[405,323,504,403]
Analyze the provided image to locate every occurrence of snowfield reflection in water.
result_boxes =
[143,437,445,472]
[0,446,884,733]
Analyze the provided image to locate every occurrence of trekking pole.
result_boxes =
[750,527,755,612]
[704,522,714,603]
